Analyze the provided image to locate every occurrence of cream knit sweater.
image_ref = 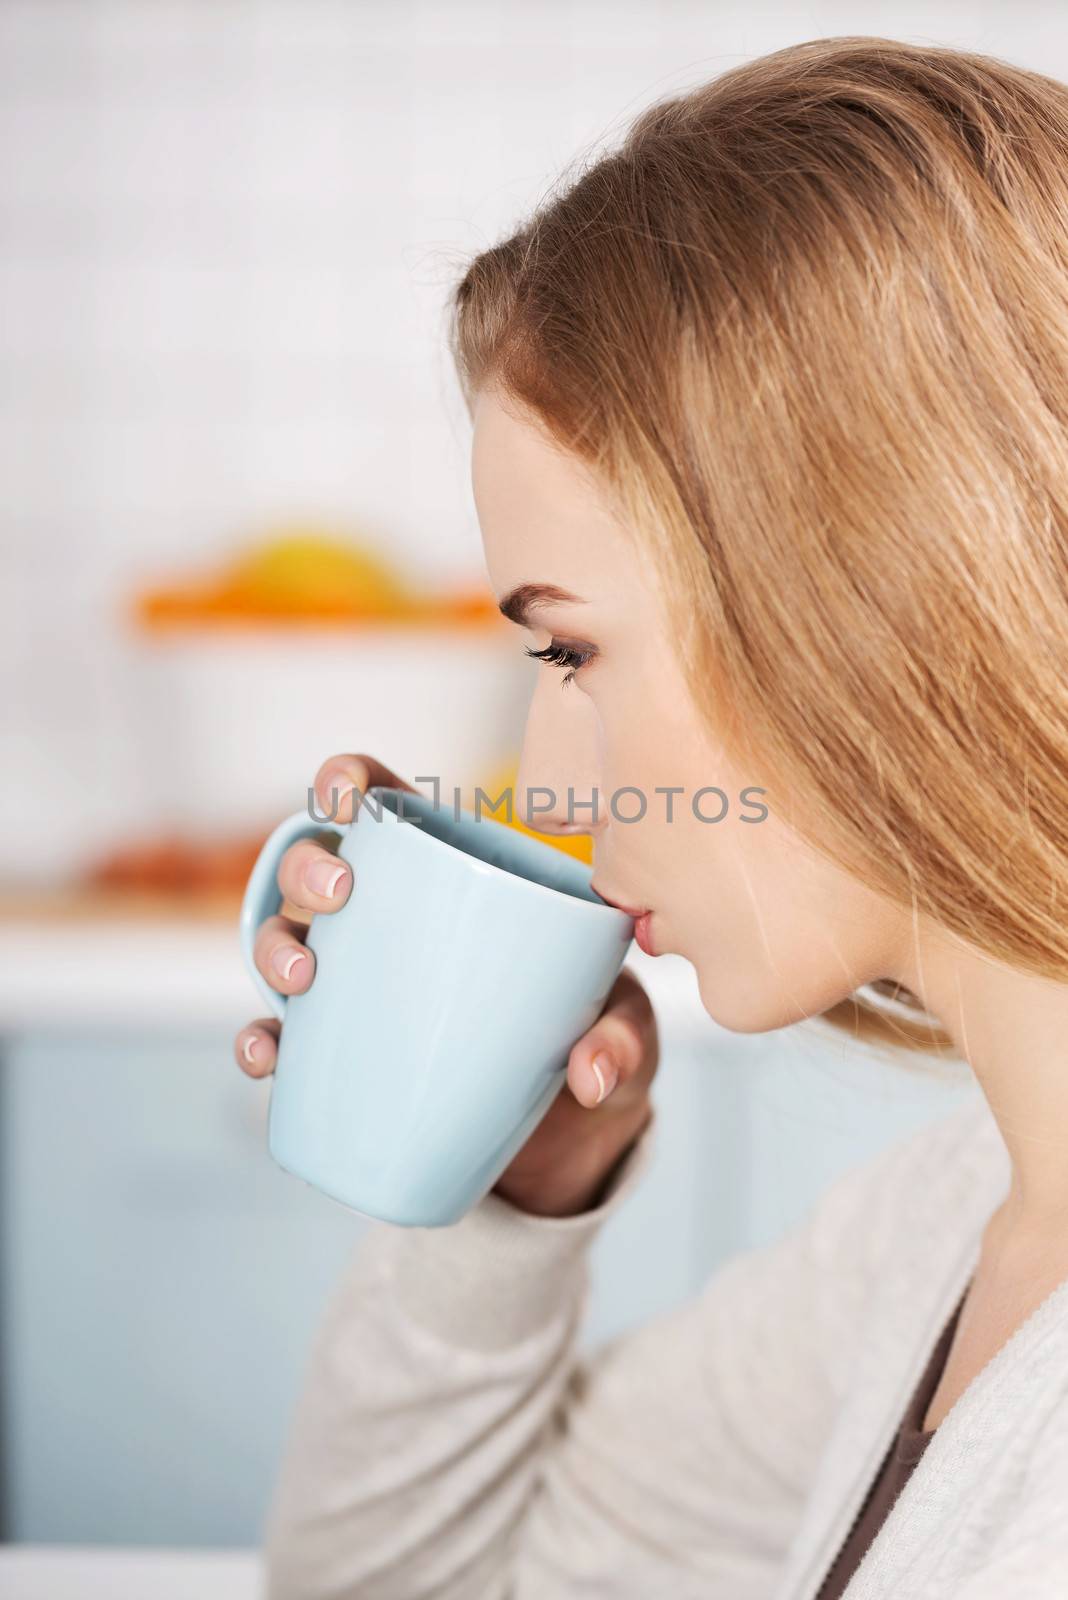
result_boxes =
[264,1088,1068,1599]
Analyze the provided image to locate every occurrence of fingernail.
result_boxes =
[242,1033,260,1065]
[272,947,308,983]
[321,775,357,815]
[591,1051,618,1104]
[307,858,349,899]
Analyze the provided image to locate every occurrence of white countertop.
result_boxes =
[0,913,258,1028]
[0,1546,262,1599]
[0,899,711,1035]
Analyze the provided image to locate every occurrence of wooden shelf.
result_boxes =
[0,885,244,923]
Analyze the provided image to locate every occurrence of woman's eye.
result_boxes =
[524,640,596,688]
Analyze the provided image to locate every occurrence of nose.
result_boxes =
[514,673,605,838]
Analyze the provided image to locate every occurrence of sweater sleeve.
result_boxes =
[263,1098,975,1600]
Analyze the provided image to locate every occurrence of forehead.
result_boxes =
[470,385,633,601]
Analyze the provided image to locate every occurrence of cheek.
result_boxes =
[686,879,852,1033]
[592,699,726,819]
[673,817,895,1031]
[587,682,653,776]
[673,817,787,952]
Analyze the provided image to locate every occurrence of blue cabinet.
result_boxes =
[0,1029,364,1546]
[0,952,974,1547]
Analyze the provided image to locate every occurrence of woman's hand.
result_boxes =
[234,751,416,1074]
[233,751,660,1219]
[487,963,659,1218]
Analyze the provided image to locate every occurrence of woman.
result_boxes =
[234,36,1068,1599]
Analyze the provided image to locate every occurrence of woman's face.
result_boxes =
[471,384,911,1031]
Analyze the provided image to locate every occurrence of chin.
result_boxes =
[693,965,808,1036]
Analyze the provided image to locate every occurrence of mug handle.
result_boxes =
[239,808,349,1021]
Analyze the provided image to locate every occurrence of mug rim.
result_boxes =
[354,784,635,928]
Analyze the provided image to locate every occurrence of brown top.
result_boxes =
[813,1284,969,1600]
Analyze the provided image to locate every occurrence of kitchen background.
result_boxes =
[0,0,1032,1591]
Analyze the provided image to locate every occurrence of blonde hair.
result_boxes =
[447,35,1068,1060]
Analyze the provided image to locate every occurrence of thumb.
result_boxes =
[567,967,658,1110]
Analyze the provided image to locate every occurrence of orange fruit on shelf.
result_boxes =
[131,526,508,632]
[221,531,415,614]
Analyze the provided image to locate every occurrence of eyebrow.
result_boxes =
[497,582,586,628]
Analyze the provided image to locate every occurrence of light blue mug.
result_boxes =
[239,785,636,1226]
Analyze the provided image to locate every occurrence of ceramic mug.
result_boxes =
[238,785,636,1225]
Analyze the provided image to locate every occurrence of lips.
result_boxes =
[590,882,650,919]
[591,883,658,956]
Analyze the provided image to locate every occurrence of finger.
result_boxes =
[253,912,316,995]
[276,838,353,915]
[312,752,417,827]
[567,966,659,1109]
[234,1018,281,1079]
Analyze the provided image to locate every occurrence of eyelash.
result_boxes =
[524,640,596,688]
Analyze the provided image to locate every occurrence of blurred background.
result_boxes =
[0,1,1025,1593]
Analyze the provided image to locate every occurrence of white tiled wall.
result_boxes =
[3,1,1063,875]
